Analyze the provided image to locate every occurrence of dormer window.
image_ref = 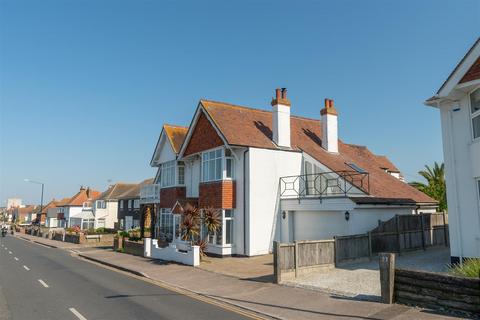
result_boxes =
[470,88,480,139]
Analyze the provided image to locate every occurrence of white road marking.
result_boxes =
[69,307,87,320]
[23,265,30,271]
[14,257,19,261]
[8,251,12,254]
[4,247,7,250]
[38,279,49,288]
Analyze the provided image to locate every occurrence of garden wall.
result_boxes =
[394,268,480,315]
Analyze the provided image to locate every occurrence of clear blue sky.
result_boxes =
[0,0,478,205]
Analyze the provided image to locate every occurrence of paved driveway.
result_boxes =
[285,247,451,301]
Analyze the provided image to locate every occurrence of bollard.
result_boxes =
[379,252,395,304]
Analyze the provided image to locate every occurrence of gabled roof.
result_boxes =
[41,200,59,214]
[150,124,188,166]
[97,183,137,201]
[117,178,154,200]
[426,37,480,105]
[164,125,188,154]
[183,99,435,204]
[65,188,101,206]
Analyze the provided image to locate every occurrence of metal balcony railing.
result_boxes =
[140,184,161,204]
[279,170,369,199]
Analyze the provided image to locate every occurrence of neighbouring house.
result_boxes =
[37,199,58,226]
[58,187,101,229]
[94,183,137,229]
[425,37,480,262]
[117,178,154,230]
[53,197,71,228]
[142,90,437,260]
[13,205,36,224]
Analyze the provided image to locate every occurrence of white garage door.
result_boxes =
[293,211,346,241]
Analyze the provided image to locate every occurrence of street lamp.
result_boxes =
[24,179,44,225]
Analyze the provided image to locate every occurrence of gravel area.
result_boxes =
[286,247,450,301]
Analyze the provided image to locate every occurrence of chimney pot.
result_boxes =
[281,88,287,99]
[275,88,281,100]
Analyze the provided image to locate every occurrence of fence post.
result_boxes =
[420,214,426,250]
[273,241,281,284]
[333,236,338,266]
[442,212,448,247]
[368,232,372,260]
[379,252,395,304]
[294,241,299,278]
[395,215,401,256]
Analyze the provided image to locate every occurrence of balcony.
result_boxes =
[140,184,161,204]
[279,170,369,199]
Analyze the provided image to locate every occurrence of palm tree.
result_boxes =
[411,162,447,211]
[202,207,221,242]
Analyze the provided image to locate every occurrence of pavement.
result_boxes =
[0,235,255,320]
[9,233,466,320]
[286,247,451,300]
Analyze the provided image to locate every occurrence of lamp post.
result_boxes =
[24,179,44,226]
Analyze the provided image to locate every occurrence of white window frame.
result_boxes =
[469,87,480,141]
[133,199,140,209]
[225,155,235,180]
[202,148,224,182]
[204,209,233,247]
[128,199,132,209]
[160,160,176,187]
[177,162,185,185]
[96,200,106,209]
[119,200,124,209]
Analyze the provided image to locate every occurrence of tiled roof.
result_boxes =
[41,200,59,214]
[97,183,137,201]
[164,124,188,154]
[55,198,71,207]
[200,99,436,204]
[66,188,101,206]
[117,178,155,199]
[374,155,400,173]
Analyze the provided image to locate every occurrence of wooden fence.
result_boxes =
[273,240,335,283]
[335,213,448,264]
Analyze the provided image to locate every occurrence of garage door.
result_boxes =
[293,211,346,241]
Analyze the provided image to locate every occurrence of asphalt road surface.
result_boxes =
[0,235,253,320]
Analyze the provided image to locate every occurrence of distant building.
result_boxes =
[7,198,22,209]
[425,37,480,262]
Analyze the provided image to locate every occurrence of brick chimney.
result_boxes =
[320,98,338,153]
[271,88,291,148]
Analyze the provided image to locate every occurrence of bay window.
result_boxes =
[160,160,176,187]
[471,88,480,139]
[178,162,185,185]
[159,208,173,242]
[202,149,223,182]
[201,148,236,182]
[204,209,233,246]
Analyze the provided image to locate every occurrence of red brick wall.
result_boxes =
[160,187,186,208]
[184,111,224,156]
[199,180,236,209]
[460,56,480,83]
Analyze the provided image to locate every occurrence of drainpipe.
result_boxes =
[243,148,249,256]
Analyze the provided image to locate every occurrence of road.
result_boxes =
[0,235,253,320]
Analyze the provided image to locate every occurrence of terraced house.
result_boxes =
[142,89,438,262]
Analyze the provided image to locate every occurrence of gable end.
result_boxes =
[184,111,224,156]
[460,56,480,83]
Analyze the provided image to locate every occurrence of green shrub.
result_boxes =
[449,259,480,278]
[118,231,129,238]
[128,236,142,242]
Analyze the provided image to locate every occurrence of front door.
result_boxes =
[125,216,133,230]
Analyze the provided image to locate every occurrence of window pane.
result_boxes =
[216,226,222,245]
[178,166,185,185]
[216,149,222,158]
[226,220,233,245]
[473,115,480,139]
[209,159,215,181]
[215,158,222,179]
[224,209,233,218]
[226,158,234,178]
[471,88,480,114]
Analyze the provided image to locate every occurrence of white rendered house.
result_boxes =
[142,88,437,260]
[425,37,480,262]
